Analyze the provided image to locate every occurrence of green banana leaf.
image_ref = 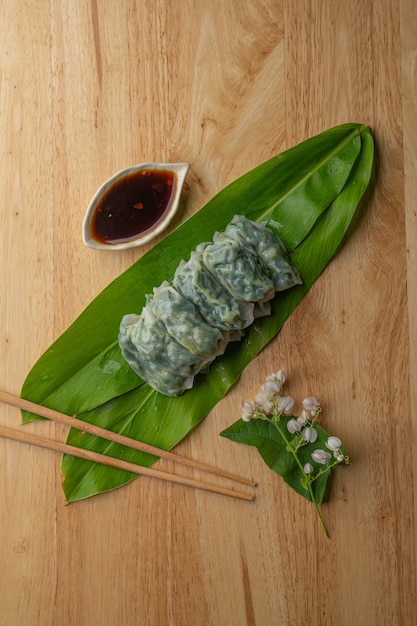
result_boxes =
[21,123,374,502]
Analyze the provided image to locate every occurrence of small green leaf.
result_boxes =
[220,408,348,537]
[220,417,337,504]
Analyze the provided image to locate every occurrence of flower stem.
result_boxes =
[307,483,330,538]
[270,416,330,538]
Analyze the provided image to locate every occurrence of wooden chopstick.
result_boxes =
[0,423,253,500]
[0,390,255,492]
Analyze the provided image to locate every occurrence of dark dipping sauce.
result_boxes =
[90,169,176,245]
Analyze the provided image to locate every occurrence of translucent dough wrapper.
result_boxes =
[173,250,255,331]
[222,215,303,291]
[148,282,228,358]
[201,239,275,303]
[119,314,195,396]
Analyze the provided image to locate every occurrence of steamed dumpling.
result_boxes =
[119,314,195,396]
[127,309,212,376]
[221,215,302,291]
[173,249,255,331]
[147,282,228,358]
[201,238,275,303]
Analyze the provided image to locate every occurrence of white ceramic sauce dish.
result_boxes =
[82,162,189,251]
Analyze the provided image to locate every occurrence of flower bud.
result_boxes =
[311,449,331,465]
[287,418,301,434]
[277,395,294,415]
[297,410,309,427]
[303,426,318,443]
[268,369,286,383]
[304,463,314,474]
[266,370,286,392]
[277,370,287,383]
[302,397,321,413]
[262,380,281,397]
[241,401,257,422]
[326,436,342,451]
[255,391,274,415]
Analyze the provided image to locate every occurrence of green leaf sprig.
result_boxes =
[220,370,349,537]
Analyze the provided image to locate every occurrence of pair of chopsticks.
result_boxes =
[0,390,255,501]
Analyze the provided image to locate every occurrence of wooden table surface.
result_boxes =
[1,1,416,624]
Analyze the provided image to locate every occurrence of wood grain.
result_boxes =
[0,1,416,624]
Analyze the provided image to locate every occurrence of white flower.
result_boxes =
[336,454,345,463]
[255,394,274,415]
[311,449,331,465]
[326,436,342,451]
[302,396,321,416]
[264,380,281,396]
[287,418,301,434]
[304,463,314,474]
[267,369,287,385]
[264,370,285,395]
[256,380,282,414]
[242,401,258,422]
[297,410,309,427]
[277,395,294,415]
[303,426,318,443]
